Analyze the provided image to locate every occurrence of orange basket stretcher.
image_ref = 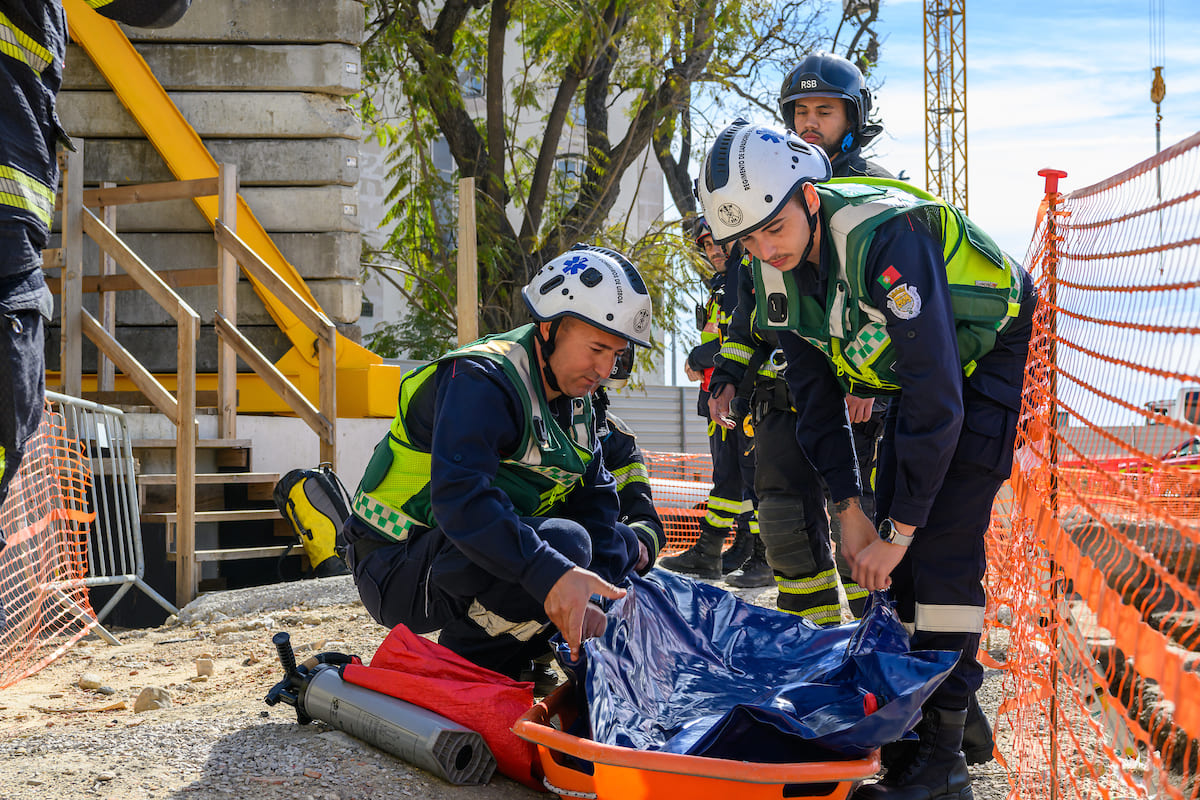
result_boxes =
[513,683,881,800]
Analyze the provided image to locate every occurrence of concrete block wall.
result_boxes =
[49,0,365,374]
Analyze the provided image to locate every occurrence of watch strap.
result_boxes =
[880,519,914,547]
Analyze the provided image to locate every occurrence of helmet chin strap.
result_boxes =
[534,318,564,394]
[796,185,819,268]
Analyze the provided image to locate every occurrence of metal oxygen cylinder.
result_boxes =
[265,631,496,785]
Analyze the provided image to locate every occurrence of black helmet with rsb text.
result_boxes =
[778,52,880,150]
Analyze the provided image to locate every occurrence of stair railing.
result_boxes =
[52,141,339,603]
[212,163,338,471]
[55,143,199,605]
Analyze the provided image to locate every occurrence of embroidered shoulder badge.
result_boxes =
[886,283,922,320]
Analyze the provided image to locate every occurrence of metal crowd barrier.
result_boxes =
[47,391,178,640]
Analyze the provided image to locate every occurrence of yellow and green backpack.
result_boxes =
[273,464,353,578]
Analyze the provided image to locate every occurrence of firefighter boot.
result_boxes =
[659,529,725,579]
[726,533,773,588]
[854,706,974,800]
[721,521,753,574]
[880,736,918,777]
[961,693,995,765]
[519,653,561,698]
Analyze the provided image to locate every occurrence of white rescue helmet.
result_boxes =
[696,118,832,245]
[522,245,653,348]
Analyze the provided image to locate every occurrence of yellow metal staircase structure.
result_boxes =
[62,0,403,418]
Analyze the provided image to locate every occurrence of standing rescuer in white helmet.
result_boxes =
[712,55,999,767]
[708,52,896,625]
[698,119,1036,800]
[342,245,657,682]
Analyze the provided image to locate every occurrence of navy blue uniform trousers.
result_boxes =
[875,290,1036,710]
[704,416,756,535]
[343,514,639,678]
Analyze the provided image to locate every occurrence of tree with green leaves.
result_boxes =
[359,0,880,360]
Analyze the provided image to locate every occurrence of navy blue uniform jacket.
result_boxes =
[423,357,633,604]
[778,214,1033,528]
[0,0,190,312]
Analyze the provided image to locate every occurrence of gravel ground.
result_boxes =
[0,574,1012,800]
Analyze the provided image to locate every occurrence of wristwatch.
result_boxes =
[878,518,914,547]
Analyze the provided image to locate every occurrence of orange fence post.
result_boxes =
[1037,166,1068,800]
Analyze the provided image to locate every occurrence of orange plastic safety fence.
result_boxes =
[985,132,1200,799]
[0,401,98,690]
[644,451,713,555]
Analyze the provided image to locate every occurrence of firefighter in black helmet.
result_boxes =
[778,51,889,179]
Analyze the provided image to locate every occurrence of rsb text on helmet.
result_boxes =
[797,79,818,90]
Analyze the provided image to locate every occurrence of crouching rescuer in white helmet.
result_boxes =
[342,246,657,680]
[697,120,1036,800]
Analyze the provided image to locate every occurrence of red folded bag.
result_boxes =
[341,624,541,790]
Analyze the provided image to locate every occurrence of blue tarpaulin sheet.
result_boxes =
[556,569,959,763]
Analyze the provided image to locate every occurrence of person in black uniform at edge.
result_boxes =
[591,346,666,572]
[707,53,996,766]
[659,217,760,581]
[711,52,894,606]
[342,245,659,686]
[0,0,193,630]
[698,119,1036,800]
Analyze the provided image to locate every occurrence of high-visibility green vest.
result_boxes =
[351,325,596,542]
[752,178,1024,395]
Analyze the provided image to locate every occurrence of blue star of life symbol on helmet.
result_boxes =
[562,255,589,274]
[759,130,783,143]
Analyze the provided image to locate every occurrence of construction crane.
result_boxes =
[923,0,968,212]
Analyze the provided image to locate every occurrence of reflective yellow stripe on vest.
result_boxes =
[610,460,649,491]
[0,165,56,227]
[0,10,52,74]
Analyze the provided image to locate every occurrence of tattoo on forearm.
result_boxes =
[833,498,860,514]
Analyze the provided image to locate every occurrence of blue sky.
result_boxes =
[867,0,1200,258]
[869,0,1200,426]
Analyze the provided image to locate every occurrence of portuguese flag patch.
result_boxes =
[877,265,902,289]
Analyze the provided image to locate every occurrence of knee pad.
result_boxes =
[533,518,592,566]
[756,497,832,576]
